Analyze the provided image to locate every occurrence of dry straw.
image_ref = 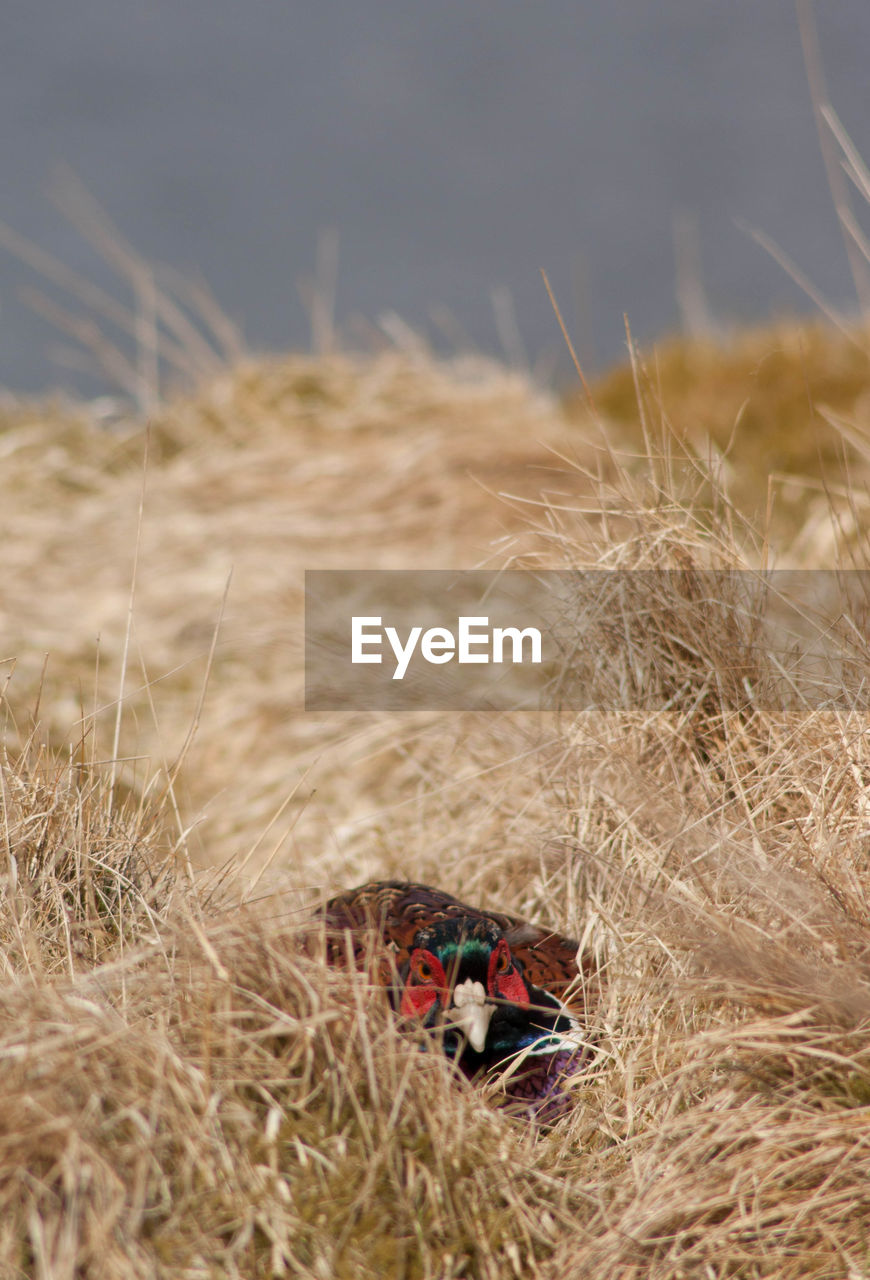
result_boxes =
[2,302,870,1276]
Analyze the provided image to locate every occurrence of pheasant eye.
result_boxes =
[496,947,511,974]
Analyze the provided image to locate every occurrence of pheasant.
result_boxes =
[321,879,595,1121]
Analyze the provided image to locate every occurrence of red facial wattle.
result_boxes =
[488,939,530,1007]
[399,948,448,1020]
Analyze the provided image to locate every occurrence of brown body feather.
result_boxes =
[322,879,589,1011]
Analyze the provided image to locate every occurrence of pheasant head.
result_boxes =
[394,916,578,1072]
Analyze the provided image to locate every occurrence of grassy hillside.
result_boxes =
[2,321,870,1277]
[579,321,870,552]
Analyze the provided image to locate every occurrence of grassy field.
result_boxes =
[2,320,870,1277]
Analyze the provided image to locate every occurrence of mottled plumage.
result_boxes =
[321,879,595,1121]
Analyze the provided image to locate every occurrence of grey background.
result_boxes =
[1,2,868,397]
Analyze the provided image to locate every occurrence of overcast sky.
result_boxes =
[1,2,868,396]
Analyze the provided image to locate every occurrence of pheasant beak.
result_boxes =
[450,978,495,1053]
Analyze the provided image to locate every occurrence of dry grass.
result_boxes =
[3,318,870,1276]
[580,320,870,555]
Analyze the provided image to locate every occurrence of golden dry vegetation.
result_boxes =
[2,318,870,1278]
